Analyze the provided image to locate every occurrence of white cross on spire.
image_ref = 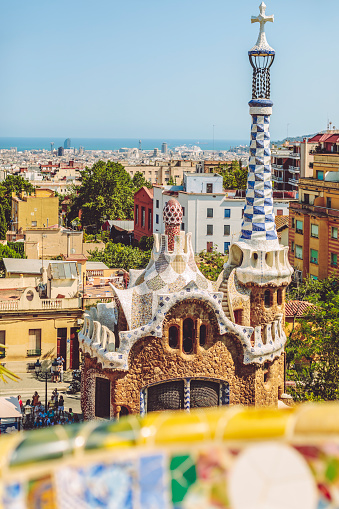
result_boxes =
[251,2,274,52]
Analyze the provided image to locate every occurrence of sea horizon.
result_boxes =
[0,137,249,153]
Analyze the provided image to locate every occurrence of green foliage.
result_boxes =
[198,247,227,281]
[0,244,22,277]
[0,175,34,227]
[88,242,151,271]
[286,275,339,401]
[7,241,25,257]
[167,176,175,185]
[0,204,7,240]
[139,235,154,251]
[132,171,152,190]
[68,162,151,230]
[216,160,248,190]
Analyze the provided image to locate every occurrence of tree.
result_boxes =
[0,175,34,228]
[286,275,339,401]
[0,204,7,240]
[167,176,175,185]
[132,172,152,190]
[68,161,148,230]
[216,161,248,190]
[0,244,23,277]
[88,242,151,271]
[198,247,227,281]
[139,235,154,251]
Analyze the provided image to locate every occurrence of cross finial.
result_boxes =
[251,2,274,52]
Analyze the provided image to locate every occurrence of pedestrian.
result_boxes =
[57,356,64,383]
[17,395,23,411]
[32,391,40,407]
[58,395,64,412]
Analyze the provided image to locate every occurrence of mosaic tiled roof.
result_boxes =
[111,231,214,330]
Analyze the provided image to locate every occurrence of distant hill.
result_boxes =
[272,133,319,145]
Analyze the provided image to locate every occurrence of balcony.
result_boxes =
[288,178,299,187]
[289,200,339,219]
[272,175,283,183]
[272,164,283,170]
[0,297,80,313]
[27,349,41,357]
[288,166,300,174]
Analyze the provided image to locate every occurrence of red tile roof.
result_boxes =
[285,300,314,318]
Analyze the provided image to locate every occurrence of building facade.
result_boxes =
[153,174,290,255]
[11,188,59,231]
[133,187,153,242]
[78,4,292,420]
[0,260,82,373]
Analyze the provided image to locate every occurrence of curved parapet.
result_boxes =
[227,241,293,287]
[79,313,127,370]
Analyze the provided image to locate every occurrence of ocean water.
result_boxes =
[0,137,248,152]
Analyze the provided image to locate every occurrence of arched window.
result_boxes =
[199,324,206,346]
[169,326,179,349]
[183,318,194,354]
[119,406,129,417]
[277,288,283,306]
[264,290,271,308]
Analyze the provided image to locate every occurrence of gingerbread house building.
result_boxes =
[78,2,293,419]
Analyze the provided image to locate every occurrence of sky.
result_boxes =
[0,0,337,141]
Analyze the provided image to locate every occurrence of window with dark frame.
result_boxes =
[207,224,213,235]
[135,205,139,225]
[141,207,145,227]
[224,225,230,236]
[207,208,213,218]
[206,183,213,193]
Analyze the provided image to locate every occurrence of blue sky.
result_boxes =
[0,0,337,140]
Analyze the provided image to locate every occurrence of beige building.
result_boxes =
[11,188,59,231]
[24,227,83,259]
[122,160,196,185]
[0,259,82,373]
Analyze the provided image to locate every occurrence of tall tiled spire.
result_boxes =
[239,2,278,245]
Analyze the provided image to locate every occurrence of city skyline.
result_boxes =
[0,0,337,140]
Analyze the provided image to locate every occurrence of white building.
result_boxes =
[153,173,290,254]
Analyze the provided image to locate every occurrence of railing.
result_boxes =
[0,301,19,311]
[290,200,339,218]
[272,164,283,170]
[27,349,41,357]
[272,175,283,183]
[288,166,300,173]
[41,299,62,310]
[0,297,80,312]
[87,270,104,276]
[288,178,299,186]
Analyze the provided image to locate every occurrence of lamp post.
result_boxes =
[34,358,59,410]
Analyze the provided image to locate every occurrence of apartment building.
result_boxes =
[11,188,59,231]
[154,174,290,254]
[289,132,339,280]
[133,187,153,241]
[0,259,82,373]
[123,160,196,185]
[271,139,316,192]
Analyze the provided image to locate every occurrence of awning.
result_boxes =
[0,397,22,418]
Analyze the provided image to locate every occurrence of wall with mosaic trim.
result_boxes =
[82,299,285,418]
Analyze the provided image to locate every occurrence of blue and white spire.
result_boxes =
[239,2,278,245]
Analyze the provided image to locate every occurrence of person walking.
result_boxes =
[32,391,40,407]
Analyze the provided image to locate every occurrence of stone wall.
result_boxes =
[249,286,285,327]
[83,330,259,419]
[254,355,285,407]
